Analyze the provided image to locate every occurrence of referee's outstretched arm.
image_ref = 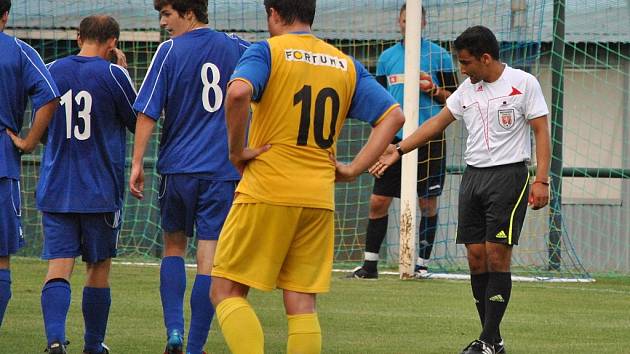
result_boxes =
[370,107,455,177]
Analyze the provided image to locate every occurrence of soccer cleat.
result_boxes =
[83,343,110,354]
[494,339,506,354]
[414,265,431,279]
[346,266,378,279]
[45,341,68,354]
[164,330,184,354]
[460,339,496,354]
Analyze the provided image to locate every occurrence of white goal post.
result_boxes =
[399,0,422,279]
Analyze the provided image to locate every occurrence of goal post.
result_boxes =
[399,0,421,279]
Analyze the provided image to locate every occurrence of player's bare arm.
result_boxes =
[335,107,404,182]
[129,113,155,200]
[225,79,270,175]
[528,115,551,210]
[110,47,127,68]
[369,106,455,177]
[6,98,58,153]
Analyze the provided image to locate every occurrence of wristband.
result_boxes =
[532,178,550,186]
[395,142,404,157]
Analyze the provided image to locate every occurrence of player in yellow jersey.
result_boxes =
[209,1,405,353]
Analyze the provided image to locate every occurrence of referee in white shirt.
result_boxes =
[370,26,551,354]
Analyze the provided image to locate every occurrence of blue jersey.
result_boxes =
[0,32,59,179]
[37,56,137,212]
[376,39,454,138]
[133,28,249,180]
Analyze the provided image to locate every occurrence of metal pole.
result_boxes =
[549,0,565,271]
[400,0,421,279]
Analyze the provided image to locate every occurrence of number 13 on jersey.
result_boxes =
[60,89,92,140]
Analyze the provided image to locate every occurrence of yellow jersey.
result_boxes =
[230,33,398,210]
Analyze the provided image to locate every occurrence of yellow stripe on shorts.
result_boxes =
[508,171,530,245]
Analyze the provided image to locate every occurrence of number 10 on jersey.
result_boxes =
[294,85,340,149]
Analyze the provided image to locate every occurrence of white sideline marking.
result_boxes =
[112,261,595,283]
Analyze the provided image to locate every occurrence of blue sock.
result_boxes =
[160,256,186,337]
[82,287,111,353]
[41,279,71,345]
[187,274,214,354]
[0,269,11,328]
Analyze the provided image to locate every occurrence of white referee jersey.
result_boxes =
[446,65,549,168]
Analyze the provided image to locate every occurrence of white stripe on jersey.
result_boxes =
[14,38,57,97]
[138,40,174,113]
[46,60,58,70]
[109,64,137,114]
[227,33,249,49]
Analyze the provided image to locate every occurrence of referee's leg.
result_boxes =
[464,242,490,333]
[478,242,513,346]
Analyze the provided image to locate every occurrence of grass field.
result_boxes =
[1,258,629,353]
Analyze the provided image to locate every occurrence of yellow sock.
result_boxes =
[216,297,264,354]
[287,313,322,354]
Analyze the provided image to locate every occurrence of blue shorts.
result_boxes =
[158,174,237,240]
[0,178,23,256]
[41,211,121,263]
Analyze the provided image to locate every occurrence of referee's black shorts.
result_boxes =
[372,133,446,199]
[456,162,530,246]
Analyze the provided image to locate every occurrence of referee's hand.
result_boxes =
[528,182,549,210]
[368,144,399,178]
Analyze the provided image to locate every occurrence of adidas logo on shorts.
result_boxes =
[489,294,505,303]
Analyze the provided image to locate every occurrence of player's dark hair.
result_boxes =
[78,15,120,44]
[0,0,11,17]
[264,0,316,26]
[454,25,500,60]
[400,3,426,16]
[153,0,208,24]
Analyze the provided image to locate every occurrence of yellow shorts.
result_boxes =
[212,202,334,293]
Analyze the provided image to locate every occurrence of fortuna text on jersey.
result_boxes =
[284,49,348,71]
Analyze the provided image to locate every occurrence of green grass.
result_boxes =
[2,258,629,353]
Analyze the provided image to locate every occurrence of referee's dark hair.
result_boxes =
[154,0,209,24]
[264,0,316,26]
[454,25,500,60]
[0,0,11,17]
[78,15,120,44]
